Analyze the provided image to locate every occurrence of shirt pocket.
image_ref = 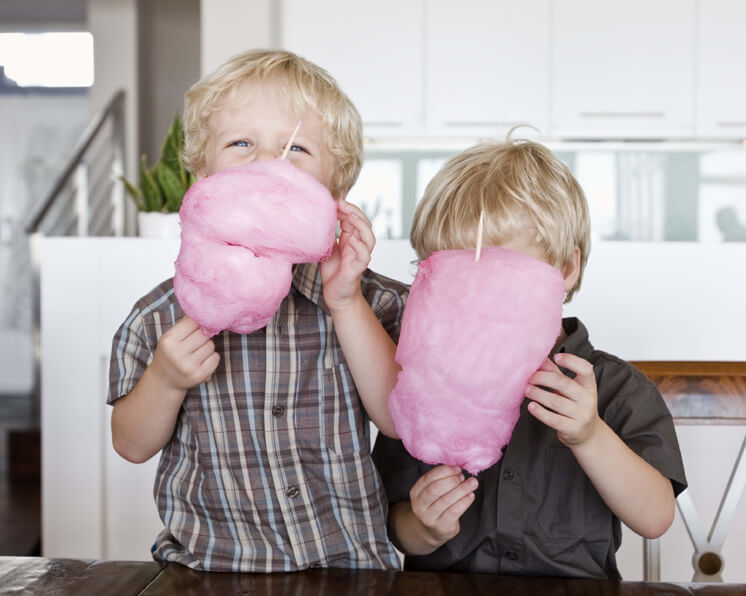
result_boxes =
[294,362,369,458]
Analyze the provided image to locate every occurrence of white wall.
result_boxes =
[200,0,275,76]
[0,94,87,394]
[137,0,200,160]
[87,0,138,231]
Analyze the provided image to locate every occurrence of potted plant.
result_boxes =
[121,113,195,238]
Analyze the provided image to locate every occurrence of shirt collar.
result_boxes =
[291,262,331,314]
[555,316,594,360]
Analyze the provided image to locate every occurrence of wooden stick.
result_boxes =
[475,209,485,261]
[281,121,302,160]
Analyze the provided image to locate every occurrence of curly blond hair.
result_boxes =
[182,49,363,197]
[411,138,591,301]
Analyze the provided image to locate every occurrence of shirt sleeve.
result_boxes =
[599,358,688,497]
[372,434,427,504]
[107,303,152,405]
[363,271,409,343]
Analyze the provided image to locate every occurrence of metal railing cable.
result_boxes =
[25,89,127,423]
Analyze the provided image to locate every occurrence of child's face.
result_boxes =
[203,80,339,197]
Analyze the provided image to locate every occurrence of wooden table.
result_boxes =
[2,557,746,595]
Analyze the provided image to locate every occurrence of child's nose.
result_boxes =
[254,147,279,162]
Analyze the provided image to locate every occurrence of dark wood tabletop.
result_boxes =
[2,556,746,595]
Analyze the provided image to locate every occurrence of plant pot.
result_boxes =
[137,212,181,239]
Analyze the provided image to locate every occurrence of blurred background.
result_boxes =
[0,0,744,583]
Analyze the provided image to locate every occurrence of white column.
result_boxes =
[200,0,274,76]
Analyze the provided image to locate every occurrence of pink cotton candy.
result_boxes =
[174,159,337,336]
[388,247,565,474]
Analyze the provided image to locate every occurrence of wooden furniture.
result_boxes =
[2,556,746,596]
[631,361,746,582]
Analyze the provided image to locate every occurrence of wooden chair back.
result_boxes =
[629,361,746,582]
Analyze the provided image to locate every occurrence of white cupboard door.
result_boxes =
[282,0,424,137]
[551,0,695,139]
[41,239,103,559]
[697,0,746,138]
[426,0,550,137]
[98,239,178,560]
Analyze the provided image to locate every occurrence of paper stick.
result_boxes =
[475,209,485,261]
[281,121,302,160]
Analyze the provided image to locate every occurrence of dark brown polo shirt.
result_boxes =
[373,317,688,579]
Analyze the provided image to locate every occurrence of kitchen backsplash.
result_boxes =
[347,143,746,244]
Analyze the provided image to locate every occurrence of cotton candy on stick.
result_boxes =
[388,247,565,474]
[174,155,337,337]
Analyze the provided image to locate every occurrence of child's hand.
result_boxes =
[525,353,601,447]
[150,316,220,393]
[409,465,478,549]
[321,200,375,312]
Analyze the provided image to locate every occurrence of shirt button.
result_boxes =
[505,550,519,561]
[503,468,515,481]
[286,486,300,499]
[272,405,285,417]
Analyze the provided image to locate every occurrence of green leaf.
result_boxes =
[161,114,187,189]
[119,175,145,210]
[155,162,184,213]
[140,155,164,212]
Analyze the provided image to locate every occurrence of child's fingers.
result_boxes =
[339,201,375,251]
[341,234,372,268]
[409,465,462,502]
[338,199,371,224]
[529,370,577,401]
[192,340,216,365]
[432,477,478,520]
[182,326,216,352]
[197,352,221,382]
[525,383,574,417]
[553,353,596,390]
[168,316,201,341]
[538,356,561,373]
[441,491,477,525]
[527,400,572,433]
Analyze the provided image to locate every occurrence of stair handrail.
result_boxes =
[25,89,126,233]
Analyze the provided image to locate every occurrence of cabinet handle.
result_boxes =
[364,121,404,127]
[716,121,746,128]
[579,112,665,119]
[444,121,525,127]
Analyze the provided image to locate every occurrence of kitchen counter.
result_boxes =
[2,556,746,595]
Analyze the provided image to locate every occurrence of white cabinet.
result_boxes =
[696,0,746,138]
[425,0,550,137]
[42,238,178,560]
[551,0,695,138]
[280,1,746,141]
[281,0,424,137]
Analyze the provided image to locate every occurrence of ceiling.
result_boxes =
[0,0,86,25]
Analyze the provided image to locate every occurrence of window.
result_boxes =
[0,32,93,88]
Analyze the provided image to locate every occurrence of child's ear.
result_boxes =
[562,247,581,293]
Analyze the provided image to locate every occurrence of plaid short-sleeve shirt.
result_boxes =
[108,263,408,572]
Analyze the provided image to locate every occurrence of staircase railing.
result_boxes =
[25,89,128,423]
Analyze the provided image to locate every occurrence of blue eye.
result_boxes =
[289,144,306,153]
[230,140,250,148]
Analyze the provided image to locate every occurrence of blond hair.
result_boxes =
[411,139,591,301]
[183,49,363,197]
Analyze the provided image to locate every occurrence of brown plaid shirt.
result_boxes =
[108,263,408,572]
